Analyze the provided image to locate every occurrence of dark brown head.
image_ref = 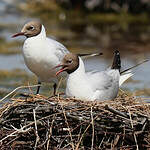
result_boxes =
[55,53,79,75]
[12,21,42,38]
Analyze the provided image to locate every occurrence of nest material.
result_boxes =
[0,93,150,150]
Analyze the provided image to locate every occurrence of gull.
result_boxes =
[12,21,102,95]
[54,50,133,101]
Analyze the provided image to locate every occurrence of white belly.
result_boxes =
[22,40,60,83]
[93,84,119,100]
[66,75,94,101]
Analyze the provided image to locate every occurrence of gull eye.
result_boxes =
[27,25,35,31]
[67,59,72,64]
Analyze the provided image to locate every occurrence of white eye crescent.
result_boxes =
[67,59,72,64]
[28,25,35,30]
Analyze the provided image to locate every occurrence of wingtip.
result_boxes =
[78,52,103,58]
[90,52,103,57]
[120,59,150,74]
[111,50,121,71]
[114,50,120,54]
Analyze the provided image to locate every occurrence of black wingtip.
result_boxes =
[114,50,120,55]
[111,50,121,72]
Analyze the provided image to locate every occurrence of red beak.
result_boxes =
[53,64,68,76]
[56,67,68,76]
[11,32,25,38]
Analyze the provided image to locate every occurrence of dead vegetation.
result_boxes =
[0,87,150,149]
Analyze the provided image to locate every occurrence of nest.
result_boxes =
[0,93,150,150]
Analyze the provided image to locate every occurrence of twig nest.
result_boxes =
[0,94,150,149]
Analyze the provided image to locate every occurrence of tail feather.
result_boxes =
[119,70,133,86]
[111,50,121,72]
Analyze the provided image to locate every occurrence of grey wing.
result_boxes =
[47,37,69,62]
[55,43,69,62]
[87,71,113,91]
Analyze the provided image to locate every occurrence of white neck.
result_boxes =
[23,25,47,64]
[40,25,46,38]
[69,57,85,76]
[66,57,93,100]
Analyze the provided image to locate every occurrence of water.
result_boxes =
[0,54,26,70]
[0,0,150,99]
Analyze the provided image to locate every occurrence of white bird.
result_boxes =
[54,50,133,101]
[12,21,102,95]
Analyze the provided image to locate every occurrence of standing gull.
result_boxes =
[12,21,102,95]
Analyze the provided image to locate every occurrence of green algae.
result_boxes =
[0,89,9,98]
[0,69,29,79]
[87,13,149,24]
[19,0,61,13]
[0,69,65,98]
[0,38,22,55]
[134,88,150,97]
[0,69,34,98]
[0,69,36,86]
[18,1,150,25]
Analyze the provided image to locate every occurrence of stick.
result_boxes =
[75,123,91,150]
[33,106,40,150]
[47,115,55,150]
[0,125,31,144]
[75,115,99,150]
[56,77,63,95]
[91,106,94,150]
[0,84,42,102]
[58,95,75,150]
[128,109,139,150]
[105,105,129,118]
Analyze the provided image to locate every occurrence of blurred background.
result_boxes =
[0,0,150,99]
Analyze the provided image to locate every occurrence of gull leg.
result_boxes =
[53,83,57,96]
[36,80,41,94]
[20,80,41,98]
